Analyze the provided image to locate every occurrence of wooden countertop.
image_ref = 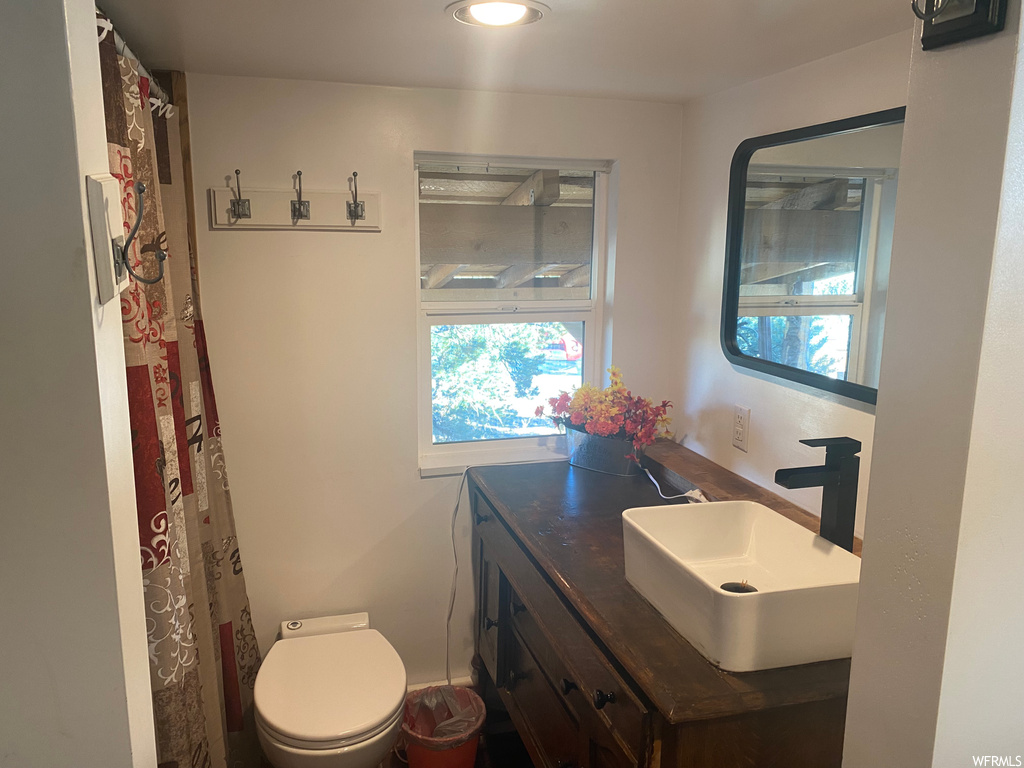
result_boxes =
[468,441,855,725]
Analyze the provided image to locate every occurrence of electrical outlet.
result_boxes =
[732,405,750,452]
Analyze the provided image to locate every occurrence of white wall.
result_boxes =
[931,48,1024,760]
[846,6,1023,766]
[0,0,156,765]
[186,75,683,682]
[672,32,912,536]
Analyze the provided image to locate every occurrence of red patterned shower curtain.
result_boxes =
[97,13,262,768]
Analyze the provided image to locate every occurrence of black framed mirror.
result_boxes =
[721,107,906,405]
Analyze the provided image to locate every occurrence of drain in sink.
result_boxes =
[721,580,757,593]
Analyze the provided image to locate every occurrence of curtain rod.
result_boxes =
[96,10,173,110]
[112,28,171,106]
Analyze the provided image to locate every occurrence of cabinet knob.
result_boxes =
[560,678,578,695]
[593,689,616,710]
[473,511,490,524]
[484,616,499,630]
[504,670,518,693]
[510,601,527,616]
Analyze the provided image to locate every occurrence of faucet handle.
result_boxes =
[799,436,862,456]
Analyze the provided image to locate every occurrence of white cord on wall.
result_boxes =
[642,467,709,502]
[444,467,470,686]
[444,457,571,686]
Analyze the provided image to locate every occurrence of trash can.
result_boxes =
[401,685,486,768]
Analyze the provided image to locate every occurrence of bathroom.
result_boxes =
[1,1,1022,767]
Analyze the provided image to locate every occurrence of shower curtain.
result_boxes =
[97,13,263,768]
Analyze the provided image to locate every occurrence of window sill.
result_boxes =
[419,438,568,478]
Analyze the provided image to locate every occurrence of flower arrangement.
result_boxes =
[535,366,672,458]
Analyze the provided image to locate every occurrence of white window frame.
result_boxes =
[736,300,864,382]
[736,169,895,384]
[415,154,612,476]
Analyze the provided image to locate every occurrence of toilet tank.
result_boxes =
[278,612,370,640]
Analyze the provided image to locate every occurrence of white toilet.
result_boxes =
[254,613,407,768]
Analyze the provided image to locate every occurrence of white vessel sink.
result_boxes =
[622,500,861,672]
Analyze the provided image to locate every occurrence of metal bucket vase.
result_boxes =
[566,428,641,477]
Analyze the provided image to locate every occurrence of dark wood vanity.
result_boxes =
[468,441,858,768]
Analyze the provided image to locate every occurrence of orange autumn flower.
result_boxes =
[535,366,672,457]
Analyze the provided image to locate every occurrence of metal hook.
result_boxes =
[291,170,310,220]
[347,170,365,222]
[911,0,949,21]
[119,182,166,285]
[121,182,146,257]
[230,169,251,219]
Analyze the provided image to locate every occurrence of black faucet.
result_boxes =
[774,437,861,552]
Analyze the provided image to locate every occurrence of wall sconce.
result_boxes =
[913,0,1007,49]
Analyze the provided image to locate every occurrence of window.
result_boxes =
[735,171,869,383]
[416,155,609,472]
[431,321,584,444]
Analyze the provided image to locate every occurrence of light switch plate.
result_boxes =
[86,174,129,305]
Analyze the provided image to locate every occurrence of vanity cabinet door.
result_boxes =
[472,496,503,682]
[505,628,582,768]
[510,587,641,768]
[582,728,638,768]
[486,531,651,765]
[510,592,647,762]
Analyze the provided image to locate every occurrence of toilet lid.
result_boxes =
[255,629,406,747]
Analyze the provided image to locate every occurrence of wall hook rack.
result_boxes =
[230,169,251,219]
[207,175,381,232]
[118,182,166,285]
[347,171,365,223]
[291,170,310,220]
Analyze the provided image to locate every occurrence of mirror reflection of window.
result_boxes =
[724,115,904,401]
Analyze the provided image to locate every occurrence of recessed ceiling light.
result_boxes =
[471,3,526,25]
[446,1,549,27]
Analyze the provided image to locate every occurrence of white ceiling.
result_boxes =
[99,0,913,103]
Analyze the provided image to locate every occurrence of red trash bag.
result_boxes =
[401,686,486,768]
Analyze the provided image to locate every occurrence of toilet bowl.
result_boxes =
[255,614,407,768]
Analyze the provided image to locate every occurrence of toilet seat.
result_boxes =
[256,701,403,751]
[254,629,407,750]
